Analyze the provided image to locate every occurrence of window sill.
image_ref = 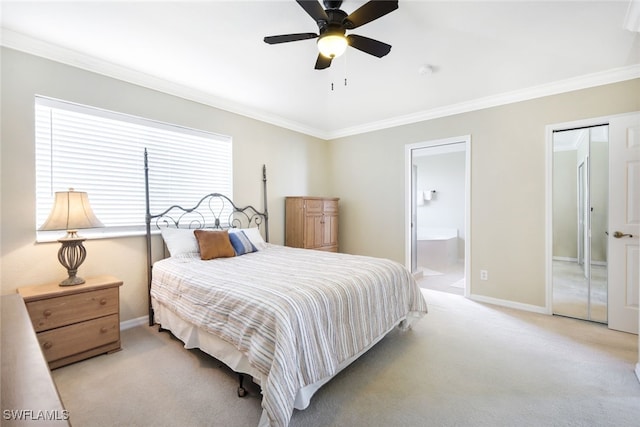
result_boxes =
[36,228,159,243]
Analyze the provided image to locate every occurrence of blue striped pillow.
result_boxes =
[229,230,257,256]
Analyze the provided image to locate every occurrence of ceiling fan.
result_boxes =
[264,0,399,70]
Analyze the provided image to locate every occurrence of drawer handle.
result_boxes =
[100,326,109,333]
[43,309,52,317]
[43,341,53,350]
[99,298,107,305]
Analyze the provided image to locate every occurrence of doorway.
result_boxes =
[405,136,471,296]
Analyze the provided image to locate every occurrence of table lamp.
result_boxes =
[39,189,104,286]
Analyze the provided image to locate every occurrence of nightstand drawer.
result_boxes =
[27,287,119,332]
[37,314,120,363]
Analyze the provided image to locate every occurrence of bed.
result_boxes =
[144,153,428,427]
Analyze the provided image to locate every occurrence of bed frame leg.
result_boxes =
[237,374,247,397]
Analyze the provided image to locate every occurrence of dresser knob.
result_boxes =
[43,309,52,317]
[99,298,107,305]
[100,326,108,333]
[43,341,53,350]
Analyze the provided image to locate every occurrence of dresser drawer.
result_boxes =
[304,199,324,214]
[27,287,119,332]
[37,314,119,363]
[323,199,338,213]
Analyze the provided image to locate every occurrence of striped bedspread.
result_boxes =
[151,244,428,427]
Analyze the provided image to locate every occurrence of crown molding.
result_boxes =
[327,64,640,139]
[0,28,331,140]
[2,28,638,142]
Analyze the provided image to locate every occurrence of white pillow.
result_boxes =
[160,228,199,257]
[229,227,268,250]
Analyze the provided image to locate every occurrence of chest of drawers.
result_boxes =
[17,275,123,369]
[285,196,339,252]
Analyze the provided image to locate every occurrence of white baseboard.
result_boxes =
[468,293,549,315]
[120,315,148,331]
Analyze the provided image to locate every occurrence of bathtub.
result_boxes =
[417,228,458,272]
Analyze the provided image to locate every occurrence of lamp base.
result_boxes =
[59,275,86,286]
[57,233,88,287]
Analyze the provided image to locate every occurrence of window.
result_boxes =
[35,96,232,240]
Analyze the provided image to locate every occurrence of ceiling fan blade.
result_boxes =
[344,0,398,29]
[347,34,391,58]
[264,33,318,44]
[315,53,332,70]
[296,0,329,23]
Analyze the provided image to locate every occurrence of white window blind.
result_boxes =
[35,96,232,240]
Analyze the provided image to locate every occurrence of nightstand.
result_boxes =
[17,275,123,369]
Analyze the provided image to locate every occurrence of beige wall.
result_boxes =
[328,79,640,308]
[0,48,330,322]
[2,47,639,319]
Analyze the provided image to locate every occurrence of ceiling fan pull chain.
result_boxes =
[344,51,348,86]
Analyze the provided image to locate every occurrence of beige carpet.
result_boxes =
[52,289,640,426]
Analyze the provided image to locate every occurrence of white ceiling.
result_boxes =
[2,1,639,139]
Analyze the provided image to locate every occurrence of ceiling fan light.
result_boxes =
[317,34,348,58]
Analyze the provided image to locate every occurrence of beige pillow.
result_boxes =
[193,230,236,260]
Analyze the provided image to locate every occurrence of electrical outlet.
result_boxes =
[480,270,488,280]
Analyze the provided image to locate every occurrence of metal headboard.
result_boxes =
[144,149,269,325]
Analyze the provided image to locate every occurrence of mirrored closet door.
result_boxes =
[552,125,608,323]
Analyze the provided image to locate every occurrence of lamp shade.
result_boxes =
[39,189,104,231]
[317,34,348,59]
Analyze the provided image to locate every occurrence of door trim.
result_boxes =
[404,135,471,296]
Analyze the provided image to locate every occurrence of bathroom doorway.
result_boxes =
[405,136,471,296]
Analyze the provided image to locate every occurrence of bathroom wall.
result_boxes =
[414,149,466,260]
